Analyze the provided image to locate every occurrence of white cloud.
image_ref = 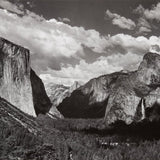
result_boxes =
[58,17,71,23]
[108,34,150,54]
[0,0,110,76]
[110,34,160,55]
[138,26,151,34]
[40,33,160,85]
[0,8,108,60]
[0,0,24,15]
[133,4,145,15]
[40,52,142,85]
[26,1,34,8]
[136,17,151,34]
[143,3,160,21]
[39,74,79,86]
[105,10,136,30]
[134,3,160,34]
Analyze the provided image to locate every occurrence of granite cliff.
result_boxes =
[0,37,51,116]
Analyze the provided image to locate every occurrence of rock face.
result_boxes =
[30,69,52,115]
[0,37,51,116]
[45,81,81,107]
[57,52,160,124]
[45,81,81,118]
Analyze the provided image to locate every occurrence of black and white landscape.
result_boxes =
[1,0,160,159]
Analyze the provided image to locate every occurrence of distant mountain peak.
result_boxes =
[69,81,82,92]
[44,81,83,118]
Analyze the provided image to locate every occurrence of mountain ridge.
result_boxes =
[57,52,160,124]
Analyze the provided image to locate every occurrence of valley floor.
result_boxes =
[1,111,160,160]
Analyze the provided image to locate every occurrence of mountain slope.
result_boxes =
[0,97,38,133]
[57,72,125,118]
[57,52,160,124]
[0,97,61,159]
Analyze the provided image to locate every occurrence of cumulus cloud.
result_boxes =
[40,52,142,85]
[0,2,108,51]
[143,3,160,21]
[105,10,136,30]
[107,34,150,55]
[40,33,160,85]
[0,5,108,72]
[0,0,24,14]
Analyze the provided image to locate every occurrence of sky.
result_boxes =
[0,0,160,86]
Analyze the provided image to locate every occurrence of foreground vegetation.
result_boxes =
[1,115,160,160]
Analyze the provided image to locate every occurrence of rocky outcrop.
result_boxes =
[0,37,51,116]
[57,52,160,124]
